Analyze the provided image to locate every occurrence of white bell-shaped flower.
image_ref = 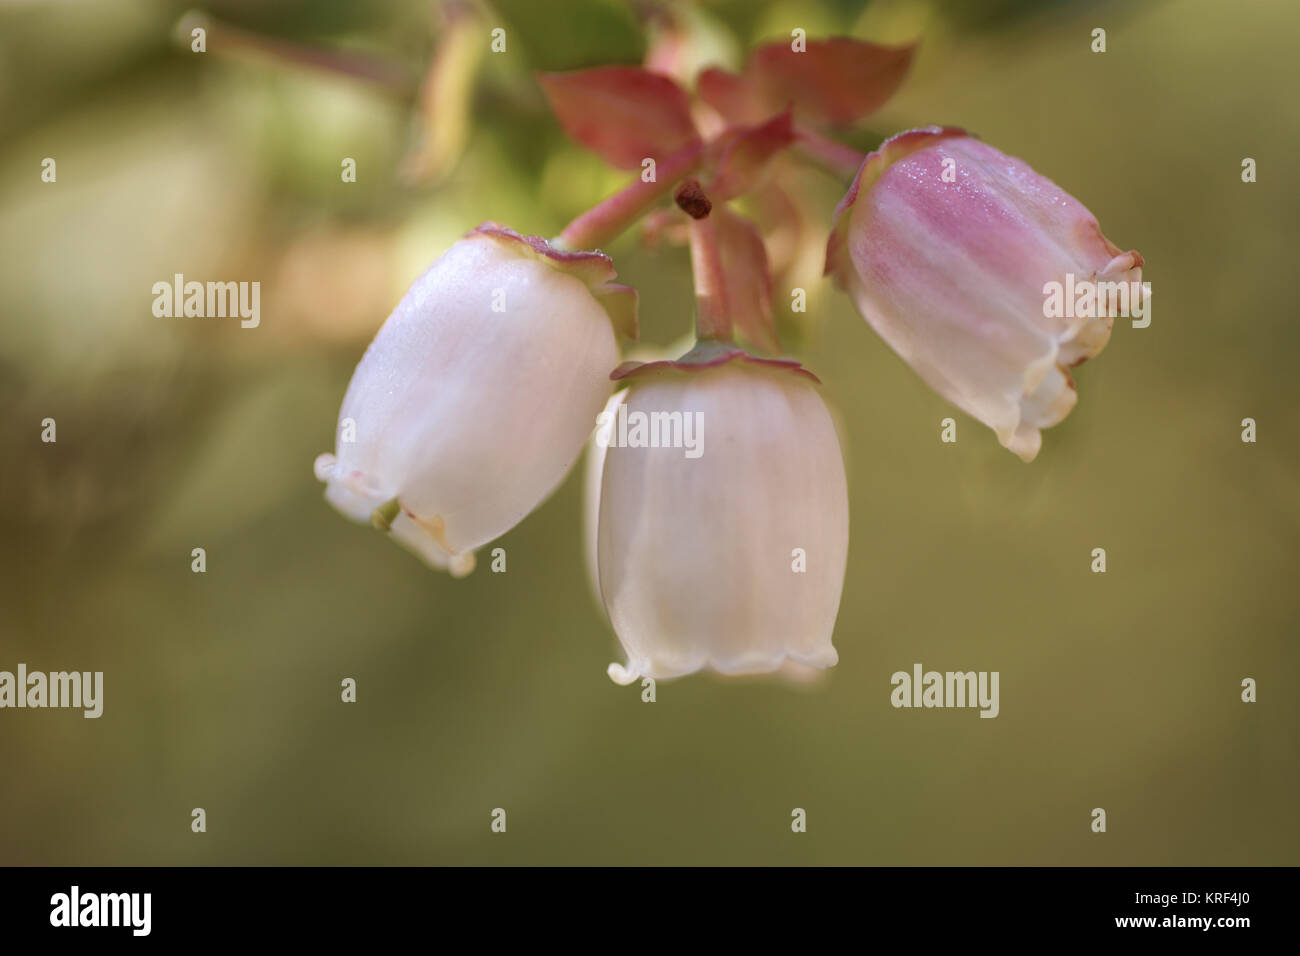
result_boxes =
[595,346,848,682]
[315,223,636,573]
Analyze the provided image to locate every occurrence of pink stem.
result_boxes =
[794,125,867,180]
[557,141,704,251]
[688,213,732,342]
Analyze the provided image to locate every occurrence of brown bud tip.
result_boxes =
[674,179,712,219]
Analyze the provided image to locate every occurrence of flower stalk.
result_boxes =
[794,125,868,180]
[675,180,733,342]
[557,142,704,251]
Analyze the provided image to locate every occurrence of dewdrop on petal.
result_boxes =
[596,346,849,682]
[315,223,637,573]
[826,127,1144,461]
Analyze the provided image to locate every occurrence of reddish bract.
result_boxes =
[537,66,701,169]
[700,37,917,127]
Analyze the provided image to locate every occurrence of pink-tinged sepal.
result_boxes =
[467,224,638,340]
[467,222,616,285]
[611,338,820,385]
[537,66,701,169]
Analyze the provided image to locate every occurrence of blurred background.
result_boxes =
[0,0,1296,865]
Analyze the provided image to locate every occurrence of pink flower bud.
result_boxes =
[315,225,635,573]
[595,349,848,682]
[826,127,1144,461]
